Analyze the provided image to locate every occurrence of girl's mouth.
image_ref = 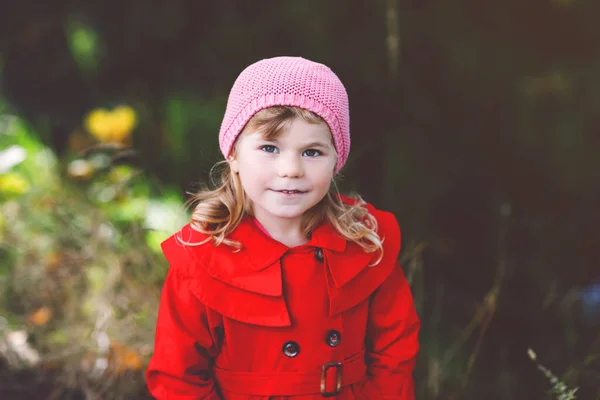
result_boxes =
[272,189,306,195]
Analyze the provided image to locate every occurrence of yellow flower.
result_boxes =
[85,109,111,141]
[85,105,137,144]
[0,173,30,196]
[111,106,137,142]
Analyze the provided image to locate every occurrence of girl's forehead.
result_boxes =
[250,120,334,144]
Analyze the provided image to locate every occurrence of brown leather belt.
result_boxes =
[213,352,366,397]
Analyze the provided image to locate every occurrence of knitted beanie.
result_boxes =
[218,56,350,173]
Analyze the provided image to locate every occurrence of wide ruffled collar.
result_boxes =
[161,214,389,296]
[160,206,401,325]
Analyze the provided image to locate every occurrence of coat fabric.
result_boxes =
[146,199,420,399]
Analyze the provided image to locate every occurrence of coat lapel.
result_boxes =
[316,208,402,316]
[309,221,375,288]
[161,222,292,326]
[162,221,288,296]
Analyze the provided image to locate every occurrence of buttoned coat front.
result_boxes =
[146,200,420,399]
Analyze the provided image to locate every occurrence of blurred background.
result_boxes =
[1,0,599,399]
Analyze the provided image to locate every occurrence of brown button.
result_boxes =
[282,341,300,357]
[326,330,341,347]
[314,247,324,262]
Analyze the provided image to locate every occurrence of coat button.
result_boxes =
[314,247,324,262]
[282,341,300,357]
[326,330,341,347]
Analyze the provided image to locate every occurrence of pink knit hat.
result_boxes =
[218,56,350,173]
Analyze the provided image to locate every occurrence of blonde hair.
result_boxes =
[185,106,384,265]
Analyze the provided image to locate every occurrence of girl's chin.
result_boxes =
[257,204,313,220]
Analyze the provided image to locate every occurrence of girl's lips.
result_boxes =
[271,189,306,196]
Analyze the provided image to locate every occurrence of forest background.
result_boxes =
[0,1,599,399]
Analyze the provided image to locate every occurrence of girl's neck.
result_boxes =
[252,215,309,248]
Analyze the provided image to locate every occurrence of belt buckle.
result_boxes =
[320,361,342,397]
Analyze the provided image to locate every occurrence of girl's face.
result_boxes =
[230,118,337,229]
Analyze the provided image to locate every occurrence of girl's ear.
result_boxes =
[229,157,239,173]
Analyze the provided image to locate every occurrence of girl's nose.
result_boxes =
[277,154,304,178]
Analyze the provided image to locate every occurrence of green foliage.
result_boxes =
[161,93,226,183]
[66,15,100,76]
[0,115,186,398]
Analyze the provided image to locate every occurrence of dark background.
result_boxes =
[1,0,599,398]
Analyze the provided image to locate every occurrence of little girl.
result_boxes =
[146,56,420,399]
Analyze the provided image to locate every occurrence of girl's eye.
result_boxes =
[303,149,322,157]
[260,145,278,153]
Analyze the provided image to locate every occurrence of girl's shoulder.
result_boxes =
[159,220,288,291]
[157,222,292,326]
[159,223,209,277]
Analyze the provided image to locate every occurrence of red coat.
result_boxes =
[146,200,420,399]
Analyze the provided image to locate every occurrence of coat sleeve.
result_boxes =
[365,262,420,399]
[146,267,222,399]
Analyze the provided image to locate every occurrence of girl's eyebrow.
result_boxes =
[255,138,330,149]
[256,136,278,143]
[303,141,330,149]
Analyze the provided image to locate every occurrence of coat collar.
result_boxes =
[164,216,376,297]
[228,216,348,272]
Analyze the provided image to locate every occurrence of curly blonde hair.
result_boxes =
[185,106,384,265]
